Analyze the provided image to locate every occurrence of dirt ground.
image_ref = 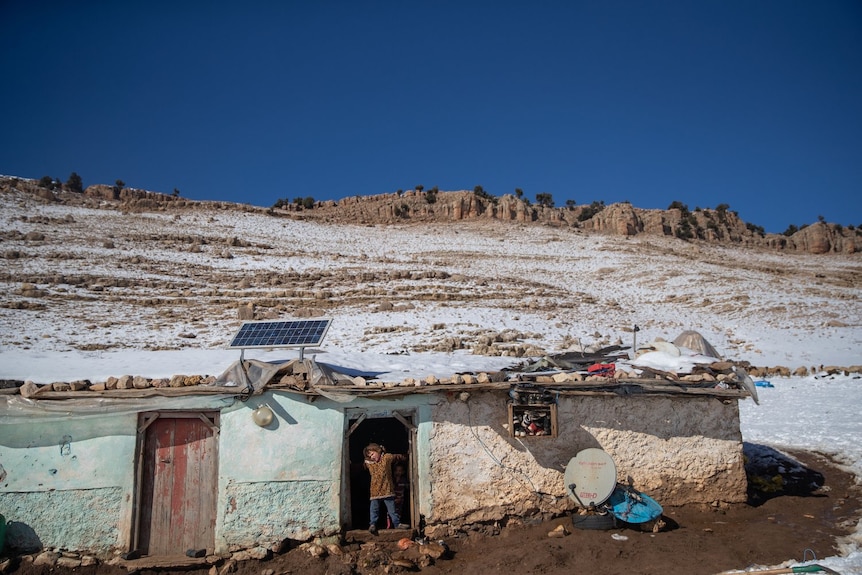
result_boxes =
[4,450,860,575]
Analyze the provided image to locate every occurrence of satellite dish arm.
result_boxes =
[567,483,588,508]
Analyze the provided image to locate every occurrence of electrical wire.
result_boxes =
[465,399,558,502]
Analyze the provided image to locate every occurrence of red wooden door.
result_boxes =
[138,414,218,555]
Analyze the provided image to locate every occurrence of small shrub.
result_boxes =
[675,220,694,240]
[394,202,410,218]
[746,222,765,236]
[535,192,554,208]
[473,185,496,204]
[578,200,605,221]
[65,172,83,193]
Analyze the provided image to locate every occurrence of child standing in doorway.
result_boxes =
[363,443,408,534]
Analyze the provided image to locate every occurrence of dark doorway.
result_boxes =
[348,416,412,530]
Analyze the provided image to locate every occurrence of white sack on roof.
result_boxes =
[628,350,718,373]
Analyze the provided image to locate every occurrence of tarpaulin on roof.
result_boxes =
[0,395,235,424]
[673,330,721,359]
[211,359,285,394]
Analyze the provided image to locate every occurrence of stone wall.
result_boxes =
[426,392,746,525]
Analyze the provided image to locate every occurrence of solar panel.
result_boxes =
[228,319,332,349]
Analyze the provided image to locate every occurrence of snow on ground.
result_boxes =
[739,373,862,574]
[2,186,861,572]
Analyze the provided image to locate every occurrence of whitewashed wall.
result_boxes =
[426,392,747,525]
[0,389,747,555]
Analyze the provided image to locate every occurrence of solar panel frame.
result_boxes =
[228,319,332,349]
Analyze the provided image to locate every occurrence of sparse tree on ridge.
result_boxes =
[783,224,799,237]
[415,185,424,193]
[66,172,83,193]
[746,222,765,236]
[112,179,125,199]
[515,188,524,199]
[577,200,605,222]
[472,185,496,203]
[172,188,180,198]
[535,192,554,208]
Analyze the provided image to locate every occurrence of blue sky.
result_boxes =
[1,1,860,233]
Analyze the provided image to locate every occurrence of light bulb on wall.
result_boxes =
[252,404,274,427]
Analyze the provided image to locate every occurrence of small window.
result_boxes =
[508,403,558,438]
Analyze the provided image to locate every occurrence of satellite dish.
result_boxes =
[564,448,617,507]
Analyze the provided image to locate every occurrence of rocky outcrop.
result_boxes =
[292,190,861,254]
[83,184,181,208]
[5,176,859,254]
[784,222,856,254]
[580,202,641,235]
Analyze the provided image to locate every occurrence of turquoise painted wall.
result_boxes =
[0,413,137,552]
[0,391,439,555]
[215,391,436,550]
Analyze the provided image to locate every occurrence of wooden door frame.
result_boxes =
[131,411,220,553]
[342,409,418,531]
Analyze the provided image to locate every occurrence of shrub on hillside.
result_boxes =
[578,200,605,221]
[535,192,554,208]
[65,172,83,193]
[783,224,799,237]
